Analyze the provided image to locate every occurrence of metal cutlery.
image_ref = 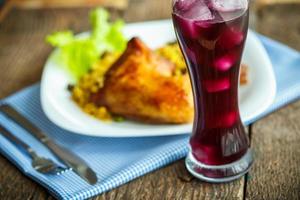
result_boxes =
[0,104,98,185]
[0,124,69,175]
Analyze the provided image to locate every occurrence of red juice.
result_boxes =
[172,0,250,166]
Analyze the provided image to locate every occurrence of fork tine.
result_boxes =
[55,167,72,175]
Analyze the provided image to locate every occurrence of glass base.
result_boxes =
[185,149,253,183]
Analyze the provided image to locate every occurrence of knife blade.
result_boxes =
[0,104,98,185]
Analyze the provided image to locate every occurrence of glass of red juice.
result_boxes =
[172,0,253,182]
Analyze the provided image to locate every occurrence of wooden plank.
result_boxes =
[96,160,245,200]
[0,156,50,200]
[248,4,300,199]
[255,3,300,50]
[256,0,300,8]
[0,7,121,99]
[0,8,84,98]
[246,101,300,200]
[12,0,128,9]
[0,0,14,22]
[123,0,172,22]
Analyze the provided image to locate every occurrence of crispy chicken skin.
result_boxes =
[240,63,248,85]
[91,37,194,124]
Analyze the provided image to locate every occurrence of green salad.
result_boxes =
[46,8,127,80]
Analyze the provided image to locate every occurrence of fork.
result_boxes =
[0,124,70,175]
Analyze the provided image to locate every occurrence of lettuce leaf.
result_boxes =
[46,8,127,80]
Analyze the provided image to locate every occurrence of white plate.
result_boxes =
[41,20,276,137]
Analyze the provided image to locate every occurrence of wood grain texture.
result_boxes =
[12,0,128,9]
[0,7,122,99]
[123,0,172,22]
[245,101,300,200]
[96,160,245,200]
[0,0,14,22]
[0,156,50,200]
[0,9,81,98]
[248,5,300,198]
[256,3,300,50]
[256,0,300,8]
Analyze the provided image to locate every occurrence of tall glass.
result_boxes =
[172,0,253,182]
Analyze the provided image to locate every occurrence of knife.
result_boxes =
[0,104,98,185]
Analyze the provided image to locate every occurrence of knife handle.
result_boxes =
[0,124,31,150]
[0,104,49,142]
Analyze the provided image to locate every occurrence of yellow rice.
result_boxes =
[72,43,186,122]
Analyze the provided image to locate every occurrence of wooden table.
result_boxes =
[0,0,300,199]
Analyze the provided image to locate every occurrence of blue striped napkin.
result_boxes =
[0,35,299,200]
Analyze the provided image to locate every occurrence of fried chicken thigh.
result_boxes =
[91,38,194,124]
